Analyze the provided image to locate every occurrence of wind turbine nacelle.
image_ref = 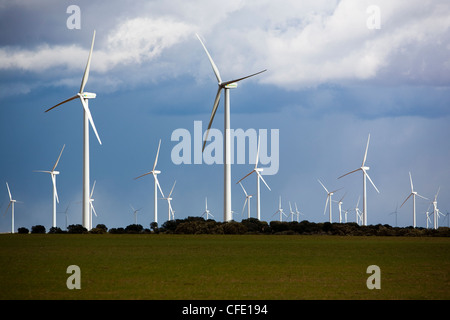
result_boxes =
[80,92,96,99]
[53,171,60,175]
[224,82,238,89]
[362,166,370,171]
[153,170,161,174]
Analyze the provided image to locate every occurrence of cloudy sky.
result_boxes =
[1,0,449,231]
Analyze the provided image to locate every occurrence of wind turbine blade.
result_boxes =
[409,172,414,192]
[130,204,136,212]
[317,179,329,193]
[52,144,66,171]
[51,174,59,204]
[338,168,361,179]
[80,30,96,94]
[154,175,165,198]
[236,170,255,185]
[221,69,267,87]
[4,202,11,216]
[90,180,96,198]
[364,170,380,193]
[6,182,11,201]
[202,87,222,152]
[255,137,261,169]
[324,197,329,216]
[45,95,79,113]
[416,193,429,201]
[242,198,248,215]
[169,180,176,197]
[153,139,161,171]
[33,170,52,174]
[400,193,413,208]
[196,33,222,84]
[239,182,248,197]
[362,133,370,166]
[79,96,102,145]
[257,171,271,191]
[134,171,152,180]
[91,203,97,217]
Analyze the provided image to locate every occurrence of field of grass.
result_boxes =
[0,234,449,300]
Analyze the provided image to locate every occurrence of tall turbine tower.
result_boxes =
[338,134,379,226]
[4,182,19,233]
[196,34,266,222]
[34,144,65,228]
[318,179,341,223]
[44,31,101,230]
[399,172,428,228]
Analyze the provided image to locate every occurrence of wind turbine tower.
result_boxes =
[196,34,266,222]
[399,172,428,228]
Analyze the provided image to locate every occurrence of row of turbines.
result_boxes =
[2,31,448,233]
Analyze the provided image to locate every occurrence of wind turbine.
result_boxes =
[34,144,65,228]
[59,203,71,229]
[399,172,428,228]
[239,182,253,219]
[333,192,347,223]
[288,202,296,222]
[4,182,19,233]
[318,179,341,223]
[353,196,363,225]
[389,204,399,227]
[162,181,176,221]
[89,180,97,230]
[196,33,266,222]
[236,138,271,220]
[431,187,442,229]
[424,204,432,229]
[44,31,101,231]
[201,197,214,220]
[135,139,165,224]
[272,196,287,222]
[338,134,379,226]
[294,202,303,222]
[130,205,142,225]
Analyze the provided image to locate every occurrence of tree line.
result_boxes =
[17,217,450,237]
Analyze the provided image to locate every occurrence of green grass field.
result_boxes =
[0,234,449,300]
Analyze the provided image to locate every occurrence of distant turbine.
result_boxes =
[294,202,303,222]
[288,201,295,222]
[318,179,341,223]
[239,182,253,219]
[338,134,379,226]
[431,187,443,229]
[162,181,176,221]
[135,139,165,224]
[399,172,428,228]
[44,31,101,231]
[59,203,71,229]
[4,182,19,233]
[89,180,97,230]
[130,205,142,225]
[333,192,347,223]
[353,196,362,225]
[389,204,399,227]
[272,196,287,222]
[201,197,214,220]
[196,33,266,222]
[236,137,271,220]
[34,144,65,228]
[424,204,432,229]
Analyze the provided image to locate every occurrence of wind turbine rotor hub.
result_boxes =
[224,82,238,89]
[79,92,96,99]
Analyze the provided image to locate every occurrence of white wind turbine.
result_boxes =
[333,192,347,223]
[272,196,287,222]
[318,179,341,223]
[162,181,176,221]
[130,205,142,225]
[431,187,443,229]
[196,33,266,222]
[236,138,271,220]
[389,204,399,227]
[338,134,379,226]
[424,204,432,229]
[399,172,428,228]
[353,196,363,225]
[4,182,19,233]
[34,144,65,228]
[288,202,296,222]
[201,197,214,220]
[45,31,101,231]
[135,139,165,224]
[89,180,97,230]
[294,202,303,222]
[239,182,253,219]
